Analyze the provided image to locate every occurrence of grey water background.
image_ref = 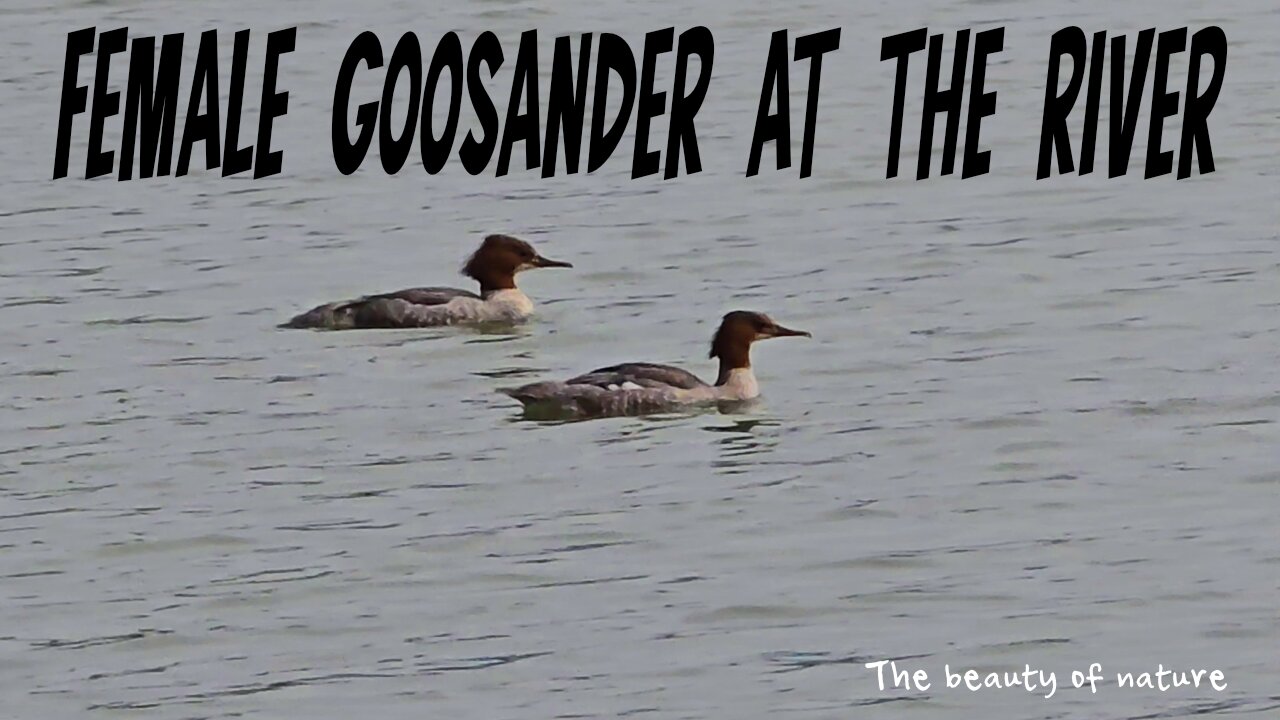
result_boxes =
[2,0,1277,717]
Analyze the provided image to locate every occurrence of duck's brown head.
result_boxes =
[462,234,573,294]
[709,310,810,384]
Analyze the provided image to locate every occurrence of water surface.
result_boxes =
[1,1,1277,718]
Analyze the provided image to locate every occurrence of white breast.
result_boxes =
[714,368,760,401]
[479,289,535,320]
[436,289,535,324]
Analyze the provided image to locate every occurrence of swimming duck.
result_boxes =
[501,311,810,418]
[281,234,572,329]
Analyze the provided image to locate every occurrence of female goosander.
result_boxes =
[501,311,810,418]
[281,234,572,329]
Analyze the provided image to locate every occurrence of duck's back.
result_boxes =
[503,362,716,418]
[567,362,709,391]
[371,287,482,306]
[281,287,537,329]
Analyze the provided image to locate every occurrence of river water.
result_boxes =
[1,1,1277,718]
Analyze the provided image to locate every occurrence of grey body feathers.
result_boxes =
[283,287,484,329]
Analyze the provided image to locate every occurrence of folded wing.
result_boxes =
[567,362,709,390]
[359,287,482,306]
[282,286,481,329]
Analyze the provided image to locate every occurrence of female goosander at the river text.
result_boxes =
[282,234,572,329]
[501,311,810,418]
